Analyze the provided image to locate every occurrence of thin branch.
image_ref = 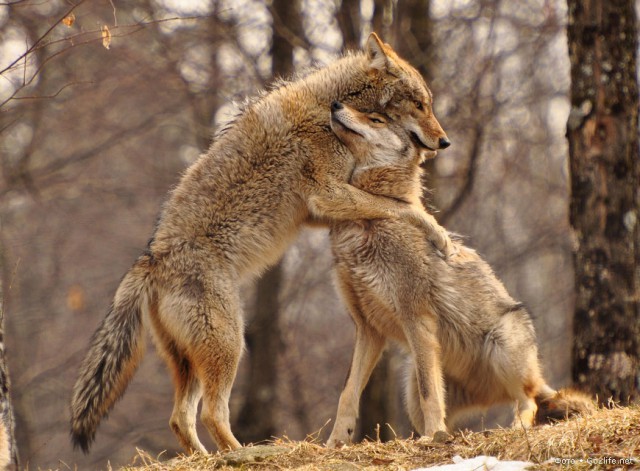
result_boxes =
[268,3,311,51]
[8,80,94,101]
[0,38,99,108]
[0,12,214,77]
[0,0,88,77]
[33,101,185,186]
[0,0,33,6]
[109,0,118,27]
[0,15,216,109]
[439,125,483,224]
[438,6,502,223]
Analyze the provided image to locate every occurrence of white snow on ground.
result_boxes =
[412,455,534,471]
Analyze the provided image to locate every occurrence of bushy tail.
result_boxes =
[70,255,151,453]
[535,386,595,424]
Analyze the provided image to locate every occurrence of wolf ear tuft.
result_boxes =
[366,32,389,71]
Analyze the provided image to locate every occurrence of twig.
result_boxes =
[8,80,94,101]
[109,0,118,27]
[515,407,536,463]
[0,0,88,77]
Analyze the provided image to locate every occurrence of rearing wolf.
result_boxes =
[70,33,452,454]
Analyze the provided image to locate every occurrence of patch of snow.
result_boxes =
[412,455,534,471]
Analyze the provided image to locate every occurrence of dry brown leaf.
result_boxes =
[101,24,112,50]
[62,12,75,27]
[66,284,85,312]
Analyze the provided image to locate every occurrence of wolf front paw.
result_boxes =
[417,430,451,444]
[326,436,347,448]
[429,226,457,259]
[405,209,456,259]
[326,419,356,448]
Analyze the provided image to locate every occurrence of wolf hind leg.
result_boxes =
[148,299,207,453]
[508,360,543,428]
[512,359,543,428]
[491,358,539,429]
[171,371,206,453]
[403,318,446,436]
[192,281,244,451]
[486,310,541,428]
[200,376,241,451]
[513,395,538,428]
[198,329,243,451]
[156,273,244,452]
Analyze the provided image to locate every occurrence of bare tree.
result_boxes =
[0,280,18,470]
[235,0,303,445]
[354,0,397,442]
[567,0,640,403]
[355,0,436,443]
[392,0,433,83]
[337,0,362,49]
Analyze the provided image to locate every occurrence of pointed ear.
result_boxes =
[366,32,389,70]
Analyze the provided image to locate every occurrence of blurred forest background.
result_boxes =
[0,0,637,469]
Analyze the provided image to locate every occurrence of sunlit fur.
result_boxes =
[326,103,594,447]
[70,34,453,455]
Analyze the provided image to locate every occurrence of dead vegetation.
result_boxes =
[123,404,639,470]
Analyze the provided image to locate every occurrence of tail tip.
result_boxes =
[70,427,94,454]
[535,388,595,424]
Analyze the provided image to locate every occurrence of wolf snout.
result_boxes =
[438,137,451,149]
[331,101,344,112]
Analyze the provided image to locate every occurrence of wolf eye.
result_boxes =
[415,101,424,110]
[369,117,384,124]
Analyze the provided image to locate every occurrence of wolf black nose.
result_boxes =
[331,101,343,112]
[438,137,451,149]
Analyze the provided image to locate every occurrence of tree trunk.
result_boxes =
[392,0,440,208]
[235,0,301,444]
[235,262,283,443]
[372,0,394,42]
[392,0,433,82]
[269,0,300,79]
[354,0,394,443]
[0,275,19,469]
[567,0,640,404]
[337,0,362,50]
[356,0,433,442]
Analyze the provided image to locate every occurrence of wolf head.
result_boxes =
[347,33,451,153]
[330,101,426,167]
[330,101,428,202]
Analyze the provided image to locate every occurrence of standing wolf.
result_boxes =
[70,34,452,454]
[326,102,593,447]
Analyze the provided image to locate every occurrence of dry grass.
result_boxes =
[123,405,640,470]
